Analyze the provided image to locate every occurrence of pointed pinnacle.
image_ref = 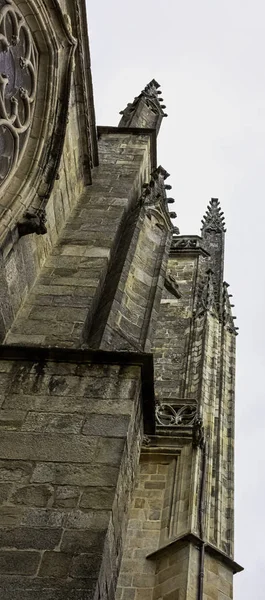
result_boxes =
[201,198,226,233]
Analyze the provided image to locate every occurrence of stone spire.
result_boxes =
[201,198,226,234]
[201,198,226,310]
[118,79,167,133]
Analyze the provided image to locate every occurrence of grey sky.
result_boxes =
[87,1,264,596]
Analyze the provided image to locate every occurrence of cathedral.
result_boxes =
[0,1,243,599]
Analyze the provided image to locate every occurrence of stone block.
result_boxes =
[11,482,53,507]
[0,506,24,527]
[61,529,106,554]
[64,509,109,530]
[0,432,97,463]
[29,306,88,323]
[121,589,135,600]
[11,319,73,336]
[20,508,64,528]
[0,460,33,482]
[80,487,115,510]
[31,463,119,487]
[22,412,84,434]
[132,574,154,587]
[144,481,166,490]
[0,411,26,429]
[135,589,153,600]
[163,592,180,600]
[0,550,40,575]
[82,414,129,437]
[39,551,72,578]
[53,486,80,508]
[0,483,12,503]
[70,553,102,578]
[95,437,125,465]
[0,527,61,549]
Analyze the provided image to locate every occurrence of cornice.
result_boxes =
[146,532,243,574]
[0,345,156,434]
[170,235,210,257]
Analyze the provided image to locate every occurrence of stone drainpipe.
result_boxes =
[198,439,207,600]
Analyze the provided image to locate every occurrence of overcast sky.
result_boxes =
[87,1,265,596]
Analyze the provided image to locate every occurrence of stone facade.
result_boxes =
[0,1,242,599]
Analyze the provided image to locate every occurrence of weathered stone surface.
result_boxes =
[61,530,106,554]
[0,551,40,575]
[38,552,72,578]
[64,509,110,530]
[0,9,238,600]
[0,411,26,429]
[31,462,119,487]
[20,508,64,528]
[0,527,62,550]
[0,461,33,482]
[80,487,115,510]
[0,432,97,462]
[70,553,102,578]
[53,486,80,508]
[0,506,24,527]
[0,483,12,504]
[11,484,53,507]
[82,414,129,437]
[22,412,84,433]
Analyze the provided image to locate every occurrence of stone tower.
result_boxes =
[0,1,242,599]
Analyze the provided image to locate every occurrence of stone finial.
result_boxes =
[201,198,226,234]
[200,199,226,309]
[119,79,167,131]
[17,208,47,238]
[140,79,167,114]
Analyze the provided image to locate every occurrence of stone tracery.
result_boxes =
[0,0,37,187]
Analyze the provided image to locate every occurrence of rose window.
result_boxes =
[0,0,37,187]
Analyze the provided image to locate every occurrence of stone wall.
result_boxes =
[5,132,152,348]
[116,437,196,600]
[153,251,206,399]
[204,553,233,600]
[0,352,144,600]
[98,201,171,353]
[116,449,170,600]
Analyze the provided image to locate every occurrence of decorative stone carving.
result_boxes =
[222,282,239,335]
[142,435,151,446]
[164,273,181,299]
[0,2,78,246]
[172,237,198,249]
[17,207,47,237]
[0,0,37,187]
[192,417,205,449]
[171,236,211,258]
[201,198,226,233]
[140,166,179,232]
[196,269,218,317]
[119,79,167,125]
[156,402,197,427]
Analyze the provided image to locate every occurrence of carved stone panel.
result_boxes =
[0,0,37,187]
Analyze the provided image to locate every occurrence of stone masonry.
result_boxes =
[0,2,242,599]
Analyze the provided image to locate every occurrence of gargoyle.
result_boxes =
[192,417,205,449]
[17,208,47,238]
[164,273,181,299]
